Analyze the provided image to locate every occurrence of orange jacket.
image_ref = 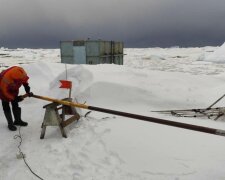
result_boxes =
[0,66,29,101]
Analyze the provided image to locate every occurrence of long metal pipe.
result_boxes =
[31,94,225,137]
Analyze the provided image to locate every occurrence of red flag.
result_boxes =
[59,80,72,89]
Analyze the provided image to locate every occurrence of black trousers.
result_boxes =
[2,99,20,113]
[1,99,21,125]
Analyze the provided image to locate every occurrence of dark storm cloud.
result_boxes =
[0,0,225,48]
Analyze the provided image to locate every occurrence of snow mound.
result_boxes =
[49,65,94,100]
[204,42,225,63]
[143,54,165,60]
[46,63,154,109]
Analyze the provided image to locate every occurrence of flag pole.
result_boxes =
[64,63,72,98]
[69,85,72,99]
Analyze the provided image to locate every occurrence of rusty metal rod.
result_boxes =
[31,94,225,137]
[207,94,225,109]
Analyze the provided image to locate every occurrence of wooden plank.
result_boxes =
[61,114,80,128]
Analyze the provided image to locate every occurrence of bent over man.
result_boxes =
[0,66,31,131]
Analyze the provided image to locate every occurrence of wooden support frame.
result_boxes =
[40,98,80,139]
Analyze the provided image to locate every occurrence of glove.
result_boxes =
[28,92,34,97]
[15,96,24,102]
[23,83,30,93]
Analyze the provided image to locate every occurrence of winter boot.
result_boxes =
[4,110,17,131]
[13,107,28,126]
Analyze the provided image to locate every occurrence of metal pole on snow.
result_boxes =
[207,94,225,109]
[28,94,225,137]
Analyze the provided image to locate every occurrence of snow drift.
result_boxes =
[203,42,225,63]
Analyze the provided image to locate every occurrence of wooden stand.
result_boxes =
[40,98,80,139]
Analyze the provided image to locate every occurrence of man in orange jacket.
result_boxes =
[0,66,32,131]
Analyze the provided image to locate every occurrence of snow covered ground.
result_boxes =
[1,45,225,180]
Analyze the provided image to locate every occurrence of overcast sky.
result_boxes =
[1,0,225,48]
